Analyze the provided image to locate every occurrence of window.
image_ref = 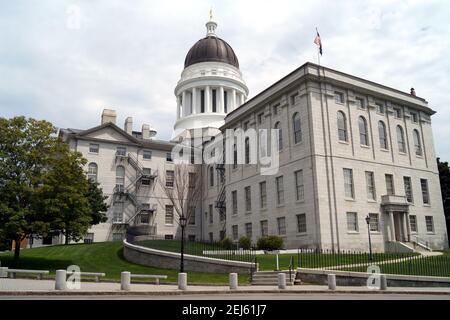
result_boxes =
[397,126,406,153]
[394,107,402,119]
[294,170,304,201]
[232,225,238,240]
[258,113,264,125]
[140,213,150,224]
[245,223,252,239]
[376,102,385,114]
[188,172,196,188]
[245,137,250,164]
[115,166,125,192]
[220,230,226,241]
[88,163,98,183]
[208,232,213,243]
[189,210,196,225]
[166,170,174,187]
[425,216,434,233]
[112,233,123,241]
[116,146,126,156]
[337,111,348,142]
[260,220,268,237]
[293,113,302,144]
[245,186,252,212]
[166,152,173,162]
[277,217,286,235]
[413,129,422,156]
[369,213,379,232]
[209,204,213,223]
[347,212,358,232]
[365,171,376,200]
[296,214,307,233]
[359,116,369,146]
[165,234,174,240]
[113,202,124,223]
[209,166,214,186]
[403,177,413,203]
[410,111,418,123]
[143,150,152,160]
[141,168,152,185]
[165,205,174,225]
[385,174,395,196]
[409,215,417,232]
[233,143,238,168]
[89,143,99,154]
[276,176,284,205]
[355,97,365,109]
[334,91,344,104]
[378,121,388,149]
[232,190,238,215]
[421,179,430,204]
[188,235,196,242]
[259,181,267,209]
[343,168,354,199]
[273,103,280,115]
[84,233,94,244]
[274,122,283,151]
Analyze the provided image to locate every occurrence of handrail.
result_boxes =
[411,235,432,251]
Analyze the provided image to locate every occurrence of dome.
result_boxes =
[184,36,240,69]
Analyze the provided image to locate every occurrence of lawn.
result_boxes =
[0,242,250,284]
[137,240,418,271]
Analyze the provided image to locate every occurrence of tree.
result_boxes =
[86,179,108,226]
[0,117,61,265]
[437,158,450,244]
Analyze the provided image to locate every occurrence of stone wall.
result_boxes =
[297,268,450,287]
[123,240,256,274]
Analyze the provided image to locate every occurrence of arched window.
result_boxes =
[209,166,214,186]
[397,125,406,153]
[88,163,98,183]
[413,129,422,156]
[233,143,238,168]
[245,137,250,164]
[115,166,125,192]
[378,121,388,149]
[358,116,369,146]
[274,121,283,150]
[337,111,347,142]
[292,113,302,144]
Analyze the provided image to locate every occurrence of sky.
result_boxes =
[1,0,449,159]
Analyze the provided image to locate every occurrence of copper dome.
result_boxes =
[184,36,239,69]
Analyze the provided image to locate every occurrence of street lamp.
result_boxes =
[179,215,187,273]
[365,215,373,261]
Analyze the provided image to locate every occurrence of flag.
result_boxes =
[314,29,322,55]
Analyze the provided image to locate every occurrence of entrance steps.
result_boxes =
[251,270,299,286]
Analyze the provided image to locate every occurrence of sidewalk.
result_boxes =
[2,278,450,296]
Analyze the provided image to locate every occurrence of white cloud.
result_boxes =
[0,0,449,159]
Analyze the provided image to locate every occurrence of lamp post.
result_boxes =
[179,215,187,273]
[365,215,373,261]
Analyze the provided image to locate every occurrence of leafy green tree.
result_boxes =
[437,158,450,244]
[86,179,108,226]
[238,236,251,250]
[0,117,60,264]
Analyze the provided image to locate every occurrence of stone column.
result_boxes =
[182,91,187,117]
[205,86,211,113]
[232,89,237,111]
[239,93,244,106]
[192,87,197,114]
[389,211,395,241]
[176,96,181,119]
[404,213,411,242]
[219,86,224,113]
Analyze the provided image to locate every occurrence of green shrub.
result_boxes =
[219,237,234,250]
[257,235,284,251]
[238,236,251,250]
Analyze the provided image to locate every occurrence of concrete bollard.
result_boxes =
[55,270,67,290]
[0,267,8,278]
[178,273,187,290]
[327,274,336,290]
[121,271,131,291]
[229,273,238,290]
[278,273,286,289]
[380,274,387,290]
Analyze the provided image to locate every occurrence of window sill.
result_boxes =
[344,198,356,202]
[347,231,360,234]
[338,140,350,145]
[423,204,431,207]
[380,148,389,153]
[398,152,407,156]
[260,207,267,212]
[164,224,174,227]
[370,231,381,235]
[296,233,308,237]
[245,211,252,215]
[416,155,424,159]
[295,199,305,204]
[276,204,285,208]
[360,144,370,149]
[426,232,435,235]
[88,152,99,155]
[367,199,377,203]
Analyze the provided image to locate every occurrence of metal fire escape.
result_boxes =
[112,151,158,240]
[214,158,227,239]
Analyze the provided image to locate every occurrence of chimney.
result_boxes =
[124,117,133,135]
[410,88,416,96]
[101,109,117,125]
[142,124,150,139]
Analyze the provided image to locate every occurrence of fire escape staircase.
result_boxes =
[214,163,227,238]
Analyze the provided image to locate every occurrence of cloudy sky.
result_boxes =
[1,0,449,159]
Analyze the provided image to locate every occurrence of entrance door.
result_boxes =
[393,213,403,241]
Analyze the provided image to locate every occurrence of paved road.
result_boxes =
[2,293,450,300]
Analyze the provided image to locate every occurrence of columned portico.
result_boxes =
[381,195,410,243]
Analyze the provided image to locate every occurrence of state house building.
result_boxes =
[49,16,447,252]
